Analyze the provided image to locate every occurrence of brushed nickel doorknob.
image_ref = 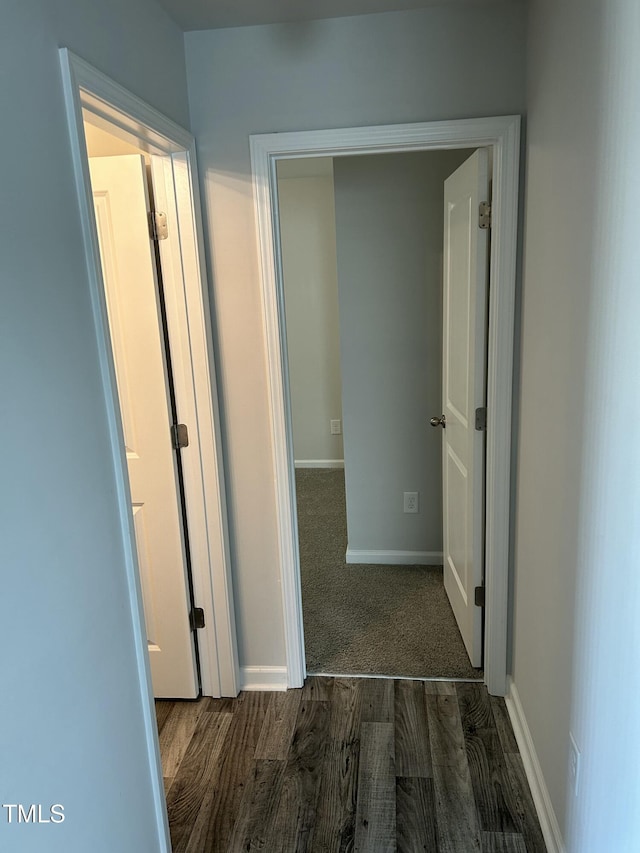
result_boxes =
[430,415,446,428]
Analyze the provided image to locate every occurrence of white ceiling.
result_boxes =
[156,0,516,32]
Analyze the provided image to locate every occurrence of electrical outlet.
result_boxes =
[569,733,581,797]
[330,419,342,435]
[404,492,419,513]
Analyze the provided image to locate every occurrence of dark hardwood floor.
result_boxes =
[155,677,546,853]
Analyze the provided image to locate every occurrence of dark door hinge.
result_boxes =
[474,585,486,608]
[171,423,189,450]
[475,407,487,431]
[479,201,492,230]
[190,607,205,630]
[148,210,168,241]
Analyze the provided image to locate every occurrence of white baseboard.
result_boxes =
[239,666,288,691]
[294,459,344,469]
[505,677,566,853]
[345,548,443,565]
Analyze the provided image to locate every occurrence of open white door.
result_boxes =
[434,149,489,668]
[89,155,198,698]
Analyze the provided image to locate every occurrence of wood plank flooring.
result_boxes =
[156,678,546,853]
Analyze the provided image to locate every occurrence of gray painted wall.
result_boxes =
[0,1,188,850]
[278,170,344,464]
[4,2,634,848]
[514,0,640,849]
[333,150,470,556]
[185,2,527,666]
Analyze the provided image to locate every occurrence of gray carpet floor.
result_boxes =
[296,468,482,680]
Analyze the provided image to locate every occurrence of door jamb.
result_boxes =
[250,115,521,697]
[59,47,239,852]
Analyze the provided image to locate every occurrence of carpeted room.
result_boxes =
[297,468,479,678]
[279,150,482,682]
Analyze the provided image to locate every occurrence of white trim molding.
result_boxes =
[505,678,567,853]
[59,48,240,853]
[294,459,345,469]
[240,666,288,691]
[250,116,520,696]
[346,549,444,565]
[59,48,238,700]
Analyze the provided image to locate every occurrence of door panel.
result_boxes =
[90,155,198,698]
[445,445,469,601]
[445,196,472,425]
[441,149,489,668]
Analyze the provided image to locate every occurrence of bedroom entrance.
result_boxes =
[251,116,520,696]
[60,50,239,703]
[276,147,488,679]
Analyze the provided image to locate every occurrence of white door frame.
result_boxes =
[59,47,239,852]
[250,115,520,697]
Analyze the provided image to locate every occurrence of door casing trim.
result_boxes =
[59,47,239,852]
[250,115,521,697]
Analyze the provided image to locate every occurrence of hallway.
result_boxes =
[156,677,546,852]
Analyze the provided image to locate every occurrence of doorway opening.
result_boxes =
[276,147,486,681]
[60,48,240,852]
[251,116,520,696]
[84,119,202,698]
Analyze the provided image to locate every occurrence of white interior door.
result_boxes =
[89,154,198,698]
[437,149,489,668]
